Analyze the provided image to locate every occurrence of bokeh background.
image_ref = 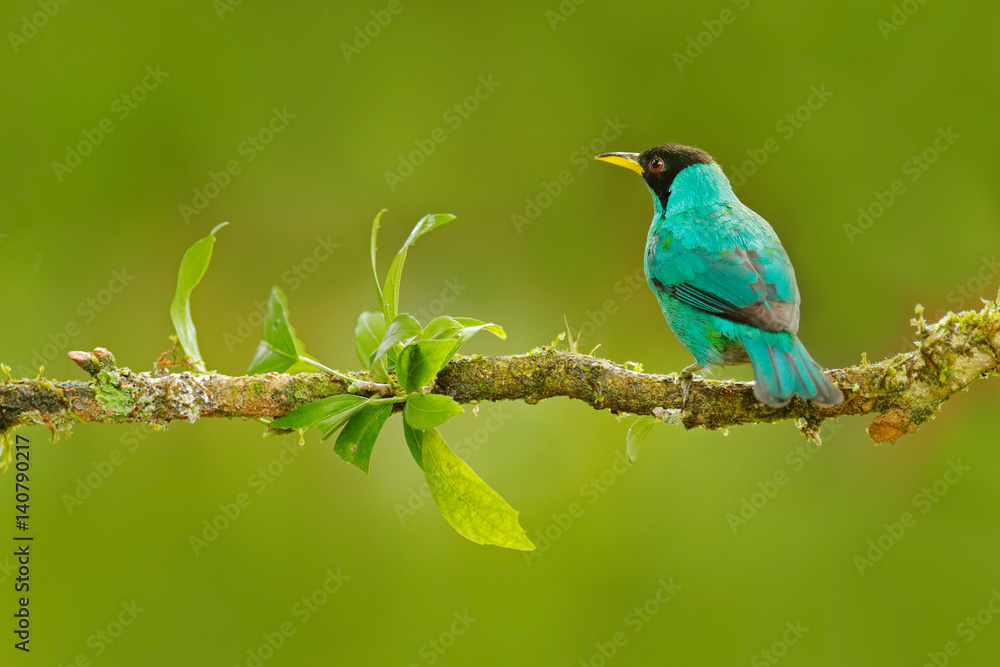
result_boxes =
[2,1,1000,664]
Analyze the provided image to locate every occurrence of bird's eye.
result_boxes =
[650,157,665,172]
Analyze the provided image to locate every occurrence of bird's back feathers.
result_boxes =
[644,164,800,335]
[642,162,841,407]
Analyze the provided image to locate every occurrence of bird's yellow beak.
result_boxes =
[595,152,644,175]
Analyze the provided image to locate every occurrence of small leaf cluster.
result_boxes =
[169,213,533,551]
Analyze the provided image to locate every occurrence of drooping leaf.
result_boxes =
[422,428,534,550]
[403,421,424,467]
[404,393,464,430]
[248,286,302,374]
[370,209,387,312]
[627,416,659,462]
[453,317,506,340]
[396,339,457,393]
[382,213,456,322]
[319,413,363,440]
[450,321,507,357]
[370,314,421,366]
[422,316,463,340]
[422,316,507,359]
[402,213,457,248]
[170,222,228,372]
[271,394,368,431]
[354,311,387,370]
[334,403,393,474]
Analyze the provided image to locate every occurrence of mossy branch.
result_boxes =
[2,301,998,445]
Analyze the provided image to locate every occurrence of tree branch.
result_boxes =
[2,301,998,445]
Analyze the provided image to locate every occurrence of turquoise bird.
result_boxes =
[596,144,843,407]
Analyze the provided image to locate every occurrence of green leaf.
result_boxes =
[369,362,390,384]
[403,422,424,467]
[318,413,361,440]
[396,339,457,393]
[382,247,407,323]
[627,416,659,462]
[422,317,507,360]
[334,403,392,474]
[169,222,228,372]
[422,316,463,340]
[450,321,507,357]
[354,311,387,370]
[370,209,387,313]
[271,394,368,430]
[422,428,534,550]
[404,393,463,430]
[402,213,457,248]
[248,286,300,374]
[246,287,333,377]
[370,314,421,366]
[382,213,457,322]
[453,317,507,340]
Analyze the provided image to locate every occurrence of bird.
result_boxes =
[595,143,843,408]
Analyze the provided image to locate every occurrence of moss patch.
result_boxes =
[93,370,137,420]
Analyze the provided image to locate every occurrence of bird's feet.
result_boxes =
[677,363,701,409]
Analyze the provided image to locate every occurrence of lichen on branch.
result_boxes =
[2,300,998,445]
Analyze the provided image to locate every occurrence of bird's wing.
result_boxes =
[646,204,801,333]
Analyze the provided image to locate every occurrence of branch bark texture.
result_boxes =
[2,302,998,445]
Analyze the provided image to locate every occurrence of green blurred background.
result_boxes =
[2,0,999,664]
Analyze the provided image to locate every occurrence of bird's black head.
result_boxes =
[596,143,716,208]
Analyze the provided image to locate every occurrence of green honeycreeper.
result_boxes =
[596,144,843,407]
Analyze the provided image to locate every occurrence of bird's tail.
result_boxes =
[739,331,843,408]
